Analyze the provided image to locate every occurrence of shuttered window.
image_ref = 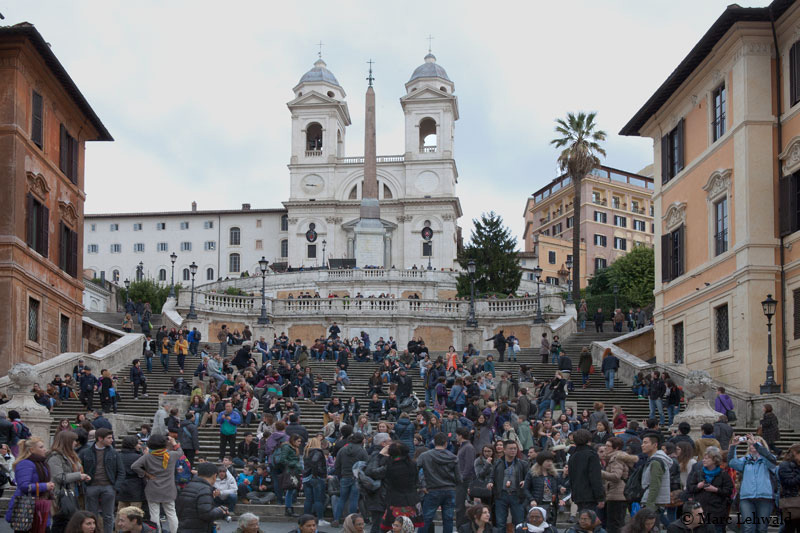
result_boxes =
[59,124,78,184]
[58,222,78,278]
[661,224,685,283]
[661,119,685,184]
[791,41,800,107]
[794,288,800,340]
[25,193,49,257]
[31,91,43,149]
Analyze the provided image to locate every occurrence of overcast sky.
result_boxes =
[9,1,770,245]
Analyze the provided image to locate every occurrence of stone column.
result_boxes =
[347,236,354,259]
[2,364,53,444]
[384,234,392,268]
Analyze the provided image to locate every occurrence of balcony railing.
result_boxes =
[631,207,645,214]
[421,146,437,153]
[337,155,405,165]
[305,150,322,157]
[593,198,607,206]
[714,231,728,256]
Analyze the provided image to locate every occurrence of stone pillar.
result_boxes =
[2,364,52,444]
[384,234,392,268]
[347,237,354,259]
[159,394,191,417]
[461,326,483,355]
[252,325,275,346]
[672,370,721,437]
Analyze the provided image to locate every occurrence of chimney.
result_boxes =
[242,203,251,210]
[191,201,197,212]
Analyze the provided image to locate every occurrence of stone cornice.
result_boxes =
[662,202,687,232]
[779,135,800,175]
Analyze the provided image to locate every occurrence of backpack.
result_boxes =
[623,458,650,503]
[195,331,201,341]
[175,455,192,484]
[13,421,31,441]
[353,460,381,494]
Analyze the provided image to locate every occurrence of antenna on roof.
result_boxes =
[317,40,324,59]
[427,34,434,54]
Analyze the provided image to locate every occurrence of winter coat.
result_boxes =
[176,476,226,533]
[489,457,528,501]
[46,451,83,516]
[567,444,604,505]
[601,355,619,374]
[760,412,781,445]
[333,443,368,479]
[523,461,560,506]
[382,455,419,507]
[117,448,146,502]
[418,448,462,490]
[517,421,534,452]
[79,444,125,489]
[5,459,51,524]
[393,417,415,456]
[131,449,183,503]
[642,450,674,508]
[579,351,592,374]
[179,420,200,451]
[539,337,550,356]
[474,456,493,484]
[601,449,637,501]
[472,421,494,453]
[779,460,800,498]
[728,442,778,501]
[362,450,388,512]
[686,463,734,522]
[712,422,734,450]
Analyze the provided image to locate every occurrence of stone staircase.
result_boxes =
[38,324,800,520]
[85,311,163,333]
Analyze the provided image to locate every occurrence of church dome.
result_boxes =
[298,59,341,87]
[408,53,450,82]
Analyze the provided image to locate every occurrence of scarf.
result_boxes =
[396,516,415,533]
[702,465,721,483]
[150,448,170,469]
[28,455,51,485]
[525,507,550,533]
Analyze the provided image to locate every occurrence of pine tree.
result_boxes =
[457,212,522,297]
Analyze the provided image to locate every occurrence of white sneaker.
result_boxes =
[318,520,331,527]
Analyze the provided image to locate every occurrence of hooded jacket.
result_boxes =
[393,417,415,456]
[417,447,462,490]
[601,450,638,501]
[728,442,777,500]
[685,462,734,520]
[567,444,604,505]
[176,476,226,533]
[642,450,674,508]
[334,443,368,479]
[523,461,560,506]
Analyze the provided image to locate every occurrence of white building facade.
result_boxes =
[83,53,463,283]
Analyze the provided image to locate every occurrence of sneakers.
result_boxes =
[143,393,149,397]
[318,520,331,527]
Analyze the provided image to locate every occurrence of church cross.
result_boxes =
[366,59,375,87]
[427,34,434,53]
[317,41,324,59]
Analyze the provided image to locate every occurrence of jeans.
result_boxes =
[189,341,198,355]
[177,353,186,371]
[145,356,153,373]
[456,477,471,527]
[493,492,524,533]
[335,476,359,522]
[86,484,116,533]
[550,352,559,364]
[580,319,586,331]
[537,401,550,419]
[667,405,679,425]
[425,388,435,406]
[604,370,615,390]
[648,398,664,425]
[214,493,237,513]
[738,498,773,533]
[132,380,147,398]
[582,372,590,385]
[160,353,169,371]
[420,488,455,533]
[285,488,297,510]
[148,500,178,533]
[304,477,326,521]
[219,341,228,358]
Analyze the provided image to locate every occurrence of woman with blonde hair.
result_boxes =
[5,437,55,533]
[303,436,328,524]
[47,431,91,533]
[122,313,134,333]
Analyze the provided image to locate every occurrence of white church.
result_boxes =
[84,53,463,284]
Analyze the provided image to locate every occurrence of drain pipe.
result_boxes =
[770,7,788,392]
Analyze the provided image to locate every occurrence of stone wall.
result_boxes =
[437,289,458,300]
[413,326,455,351]
[615,328,654,362]
[288,324,327,343]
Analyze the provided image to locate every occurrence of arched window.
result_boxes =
[183,268,190,281]
[419,117,437,152]
[230,227,240,245]
[206,267,214,281]
[349,185,358,199]
[306,122,323,151]
[158,268,166,281]
[280,239,288,258]
[383,183,393,199]
[112,269,120,283]
[229,253,241,273]
[280,215,288,232]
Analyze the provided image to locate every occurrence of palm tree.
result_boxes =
[551,112,606,304]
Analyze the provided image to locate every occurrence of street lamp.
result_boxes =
[613,284,619,310]
[137,261,144,282]
[760,294,781,394]
[533,265,544,324]
[466,260,478,327]
[124,278,130,291]
[322,240,327,269]
[257,256,270,324]
[565,256,573,305]
[169,252,177,298]
[187,262,198,319]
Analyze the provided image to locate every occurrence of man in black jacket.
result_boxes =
[487,439,527,533]
[486,331,507,362]
[0,412,14,447]
[395,368,413,403]
[176,462,228,533]
[79,428,126,533]
[567,429,604,512]
[648,371,666,426]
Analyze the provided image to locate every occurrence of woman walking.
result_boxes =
[579,347,592,388]
[275,434,303,517]
[379,442,422,531]
[5,437,55,533]
[47,431,91,533]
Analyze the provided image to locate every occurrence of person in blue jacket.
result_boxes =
[727,434,777,533]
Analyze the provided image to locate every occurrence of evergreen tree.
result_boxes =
[457,212,522,297]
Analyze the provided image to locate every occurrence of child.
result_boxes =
[137,424,151,447]
[236,463,255,501]
[248,464,274,504]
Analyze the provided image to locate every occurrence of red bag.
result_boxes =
[589,365,595,374]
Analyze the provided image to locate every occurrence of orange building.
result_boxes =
[0,24,112,374]
[522,165,654,289]
[620,0,800,393]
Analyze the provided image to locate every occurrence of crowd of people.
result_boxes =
[0,317,797,533]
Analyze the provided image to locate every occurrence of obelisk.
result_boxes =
[354,61,386,267]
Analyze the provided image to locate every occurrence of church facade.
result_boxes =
[83,53,463,281]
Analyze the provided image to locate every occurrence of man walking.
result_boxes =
[176,461,229,531]
[418,432,462,533]
[455,428,475,527]
[487,440,527,533]
[80,366,98,410]
[601,350,619,391]
[79,428,125,533]
[217,324,228,358]
[486,330,507,362]
[593,308,605,333]
[539,333,550,365]
[567,429,604,512]
[332,433,369,527]
[129,359,148,399]
[217,402,242,461]
[648,371,666,426]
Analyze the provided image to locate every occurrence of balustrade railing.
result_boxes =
[305,150,322,157]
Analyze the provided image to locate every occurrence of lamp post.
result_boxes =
[613,284,619,310]
[187,262,198,319]
[565,256,573,305]
[169,252,177,298]
[137,261,144,282]
[124,278,130,301]
[534,265,544,324]
[322,240,327,269]
[760,294,781,394]
[257,256,270,324]
[466,260,478,327]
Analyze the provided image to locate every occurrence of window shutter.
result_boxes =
[68,229,78,277]
[794,288,800,340]
[675,225,685,277]
[661,135,669,183]
[780,175,797,236]
[792,42,800,107]
[25,193,34,248]
[59,124,68,174]
[661,233,671,282]
[677,118,685,172]
[31,91,43,148]
[39,203,49,258]
[70,137,78,184]
[58,221,65,271]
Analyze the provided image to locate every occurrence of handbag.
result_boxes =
[780,496,800,520]
[53,474,79,517]
[725,409,737,422]
[10,483,38,531]
[589,365,595,374]
[280,470,301,491]
[468,478,492,499]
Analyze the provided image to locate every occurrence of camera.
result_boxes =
[738,436,748,443]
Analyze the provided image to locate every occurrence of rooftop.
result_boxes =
[85,205,287,219]
[530,165,654,205]
[408,53,451,83]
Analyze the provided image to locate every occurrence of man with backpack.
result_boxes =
[639,432,673,514]
[7,410,30,456]
[332,433,369,527]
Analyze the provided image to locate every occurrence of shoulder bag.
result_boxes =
[9,483,38,531]
[53,472,79,517]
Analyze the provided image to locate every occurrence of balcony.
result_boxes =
[337,155,405,165]
[305,150,322,157]
[593,198,607,206]
[421,146,437,153]
[631,206,645,214]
